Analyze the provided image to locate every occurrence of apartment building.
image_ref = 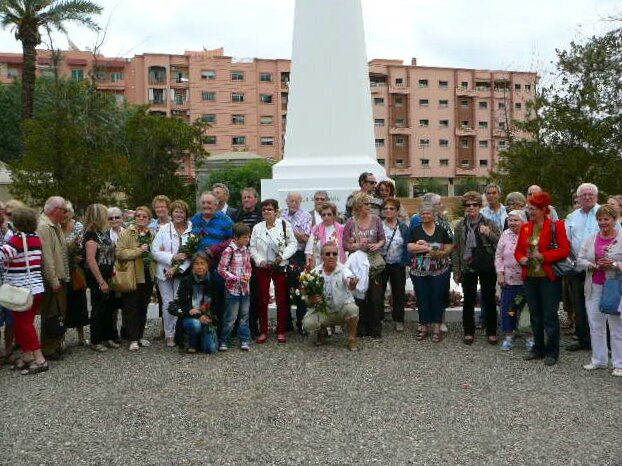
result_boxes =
[0,48,536,195]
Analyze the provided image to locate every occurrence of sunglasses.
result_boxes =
[366,180,377,185]
[464,203,480,207]
[323,252,338,257]
[108,216,121,220]
[315,197,327,202]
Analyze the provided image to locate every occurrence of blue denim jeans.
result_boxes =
[500,285,525,333]
[183,318,218,353]
[220,293,251,345]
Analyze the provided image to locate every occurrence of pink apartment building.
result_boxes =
[0,48,536,196]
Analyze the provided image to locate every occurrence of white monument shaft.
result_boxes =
[261,0,385,210]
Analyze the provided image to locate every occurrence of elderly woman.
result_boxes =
[515,192,570,366]
[495,209,532,351]
[0,208,47,374]
[381,197,409,332]
[83,204,117,353]
[152,200,192,347]
[577,205,622,376]
[409,203,453,341]
[61,201,89,346]
[376,180,409,222]
[503,192,527,230]
[249,199,297,344]
[452,191,500,345]
[305,201,346,269]
[107,207,125,244]
[344,192,386,338]
[607,196,622,224]
[116,206,155,352]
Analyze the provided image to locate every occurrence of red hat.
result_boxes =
[528,192,551,214]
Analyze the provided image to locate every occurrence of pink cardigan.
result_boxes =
[494,229,523,286]
[308,222,346,264]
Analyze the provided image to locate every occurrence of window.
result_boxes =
[515,102,522,110]
[419,119,429,127]
[231,92,244,102]
[205,135,217,144]
[374,119,385,127]
[374,97,385,106]
[461,100,470,109]
[419,79,429,88]
[460,81,468,89]
[499,121,506,129]
[260,94,273,104]
[395,78,404,86]
[202,91,216,101]
[479,101,488,109]
[110,71,123,82]
[7,68,18,78]
[95,71,106,81]
[419,138,430,147]
[499,140,508,149]
[479,140,489,149]
[421,159,430,168]
[498,102,506,110]
[260,115,273,125]
[232,136,246,146]
[460,120,470,129]
[461,138,470,149]
[231,71,244,81]
[261,137,274,146]
[439,139,449,148]
[395,118,406,128]
[232,114,245,125]
[149,88,166,105]
[478,121,488,129]
[439,119,449,128]
[440,159,449,167]
[515,84,521,91]
[479,160,489,167]
[395,96,404,107]
[375,138,385,147]
[439,99,449,108]
[201,114,216,123]
[71,69,84,81]
[259,72,273,82]
[476,81,491,91]
[524,84,532,92]
[378,158,385,166]
[201,70,216,80]
[396,159,404,165]
[395,137,407,148]
[460,160,471,168]
[419,99,429,107]
[114,94,125,105]
[438,80,448,89]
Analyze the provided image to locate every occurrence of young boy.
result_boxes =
[217,223,252,351]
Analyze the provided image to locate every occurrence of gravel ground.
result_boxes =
[1,319,620,466]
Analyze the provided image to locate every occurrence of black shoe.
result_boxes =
[523,351,543,361]
[44,351,64,361]
[544,356,558,366]
[566,343,590,352]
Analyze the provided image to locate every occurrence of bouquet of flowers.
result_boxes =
[296,270,328,315]
[528,237,541,272]
[200,302,218,334]
[171,233,202,275]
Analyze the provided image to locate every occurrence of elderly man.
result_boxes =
[37,196,69,360]
[302,242,360,351]
[281,192,313,333]
[345,172,383,219]
[191,192,233,252]
[527,185,559,221]
[212,183,238,220]
[565,183,601,352]
[234,187,262,231]
[310,190,328,226]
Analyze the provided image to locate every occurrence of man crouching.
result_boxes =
[303,242,360,351]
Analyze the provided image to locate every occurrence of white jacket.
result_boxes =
[345,250,370,299]
[152,221,192,280]
[312,263,356,309]
[250,219,297,266]
[577,229,622,300]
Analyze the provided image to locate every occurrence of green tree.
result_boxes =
[123,110,207,208]
[495,26,622,209]
[0,0,102,120]
[203,159,273,208]
[0,81,22,161]
[9,77,127,211]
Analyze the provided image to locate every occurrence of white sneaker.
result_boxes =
[241,342,250,351]
[106,340,120,349]
[138,339,151,347]
[129,342,139,352]
[395,322,404,332]
[501,337,513,351]
[218,343,228,352]
[612,368,622,377]
[583,363,607,370]
[440,324,448,333]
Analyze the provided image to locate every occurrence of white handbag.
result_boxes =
[0,233,34,312]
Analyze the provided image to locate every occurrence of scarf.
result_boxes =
[463,215,483,263]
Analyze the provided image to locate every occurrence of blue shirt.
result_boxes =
[190,211,233,252]
[481,204,507,232]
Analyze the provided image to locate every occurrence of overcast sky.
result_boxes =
[0,0,620,77]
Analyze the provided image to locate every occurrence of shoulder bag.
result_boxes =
[0,233,34,312]
[113,259,137,293]
[549,222,578,278]
[600,272,622,315]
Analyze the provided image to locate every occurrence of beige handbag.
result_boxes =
[0,233,34,312]
[112,259,137,293]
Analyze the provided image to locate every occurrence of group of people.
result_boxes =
[1,175,621,378]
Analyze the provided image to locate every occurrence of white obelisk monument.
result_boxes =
[261,0,386,211]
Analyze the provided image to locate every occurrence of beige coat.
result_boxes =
[37,213,67,289]
[116,225,154,285]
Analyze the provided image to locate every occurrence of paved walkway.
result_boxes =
[1,320,619,465]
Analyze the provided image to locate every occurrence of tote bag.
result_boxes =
[600,277,622,315]
[0,233,34,312]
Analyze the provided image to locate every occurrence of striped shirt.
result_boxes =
[0,233,45,294]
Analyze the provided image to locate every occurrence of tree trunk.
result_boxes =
[21,38,38,121]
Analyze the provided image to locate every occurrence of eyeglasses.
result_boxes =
[320,212,333,217]
[464,203,480,208]
[323,252,338,257]
[366,180,377,185]
[315,197,327,202]
[108,216,121,220]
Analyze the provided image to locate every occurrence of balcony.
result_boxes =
[493,128,509,138]
[172,99,189,110]
[170,76,190,87]
[455,126,476,136]
[370,82,387,93]
[455,87,477,97]
[389,84,410,94]
[149,99,166,107]
[281,81,289,90]
[389,126,411,135]
[148,77,167,86]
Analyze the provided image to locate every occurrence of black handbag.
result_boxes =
[43,314,66,339]
[549,222,578,278]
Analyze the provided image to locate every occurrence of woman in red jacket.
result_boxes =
[515,192,570,366]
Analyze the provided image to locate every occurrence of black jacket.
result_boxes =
[176,273,213,319]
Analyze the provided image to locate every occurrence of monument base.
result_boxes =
[261,156,385,212]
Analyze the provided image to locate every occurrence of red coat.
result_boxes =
[514,218,571,282]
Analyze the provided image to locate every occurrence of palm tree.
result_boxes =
[0,0,102,121]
